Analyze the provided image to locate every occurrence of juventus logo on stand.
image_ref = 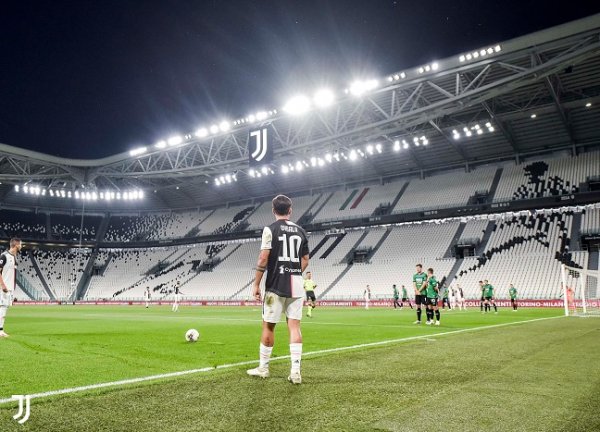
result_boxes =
[248,126,273,166]
[12,395,31,424]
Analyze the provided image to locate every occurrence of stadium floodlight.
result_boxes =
[248,114,256,123]
[281,165,289,174]
[487,47,494,55]
[400,72,406,79]
[453,131,460,140]
[402,140,409,149]
[349,79,378,96]
[494,45,501,52]
[375,143,383,153]
[210,124,219,134]
[14,185,19,192]
[168,136,182,146]
[459,55,466,62]
[477,129,483,135]
[357,149,365,157]
[261,166,268,175]
[488,126,495,132]
[349,149,358,161]
[255,111,268,121]
[418,67,425,74]
[393,140,401,151]
[466,53,472,60]
[313,89,335,108]
[284,95,311,115]
[485,122,492,128]
[420,136,428,145]
[474,124,480,129]
[431,63,439,71]
[225,174,232,183]
[295,161,304,171]
[317,158,325,167]
[219,121,230,132]
[325,153,333,163]
[60,190,66,198]
[215,178,221,186]
[52,189,57,197]
[91,192,98,200]
[366,144,374,155]
[465,130,472,137]
[155,140,167,149]
[480,49,487,57]
[195,128,208,138]
[531,113,537,119]
[586,102,592,108]
[473,51,479,58]
[310,157,317,167]
[248,169,256,178]
[333,153,340,161]
[66,191,71,198]
[129,147,147,157]
[387,76,393,82]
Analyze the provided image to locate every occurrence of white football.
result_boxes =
[185,329,200,342]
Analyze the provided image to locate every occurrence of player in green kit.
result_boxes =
[425,268,441,325]
[400,285,412,309]
[392,284,401,309]
[483,279,498,313]
[412,264,428,324]
[479,280,485,313]
[509,283,518,311]
[441,283,451,310]
[304,272,317,317]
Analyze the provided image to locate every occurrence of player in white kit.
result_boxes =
[0,238,23,338]
[172,281,182,312]
[144,287,151,308]
[364,285,371,309]
[456,283,466,310]
[449,285,457,310]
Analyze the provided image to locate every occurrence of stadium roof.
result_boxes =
[1,13,600,212]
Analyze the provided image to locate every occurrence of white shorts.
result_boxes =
[0,291,13,308]
[262,292,303,323]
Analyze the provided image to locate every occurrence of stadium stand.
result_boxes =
[493,150,600,202]
[453,210,574,299]
[0,209,46,239]
[49,213,101,241]
[34,249,91,300]
[581,205,600,235]
[392,168,495,212]
[312,180,406,221]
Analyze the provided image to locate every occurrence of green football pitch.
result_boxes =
[1,305,599,431]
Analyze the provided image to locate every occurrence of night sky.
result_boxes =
[1,1,597,159]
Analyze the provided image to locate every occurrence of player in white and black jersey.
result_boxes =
[172,281,182,312]
[247,195,310,385]
[0,238,23,338]
[144,287,151,308]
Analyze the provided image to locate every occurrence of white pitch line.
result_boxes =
[0,315,562,405]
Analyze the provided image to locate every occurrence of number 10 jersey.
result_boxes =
[261,219,310,298]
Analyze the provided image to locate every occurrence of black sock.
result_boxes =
[417,308,422,321]
[410,302,413,309]
[480,302,483,311]
[435,310,440,321]
[493,303,497,312]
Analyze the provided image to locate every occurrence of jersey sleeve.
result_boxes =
[301,236,309,257]
[261,227,273,250]
[0,254,6,271]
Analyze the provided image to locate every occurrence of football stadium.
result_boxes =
[1,4,600,431]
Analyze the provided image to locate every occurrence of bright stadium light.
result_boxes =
[129,147,147,157]
[281,165,289,174]
[375,143,383,153]
[155,140,167,149]
[248,114,256,122]
[310,157,317,167]
[393,140,400,151]
[531,113,537,119]
[403,140,409,149]
[431,63,439,70]
[494,45,501,52]
[168,136,182,146]
[195,128,208,138]
[349,79,378,96]
[585,102,592,108]
[317,158,325,167]
[366,144,374,155]
[284,95,311,115]
[349,149,358,161]
[219,121,230,132]
[210,124,219,134]
[325,153,333,163]
[295,161,303,171]
[261,166,268,175]
[256,111,268,121]
[466,53,472,60]
[248,169,256,178]
[313,89,335,108]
